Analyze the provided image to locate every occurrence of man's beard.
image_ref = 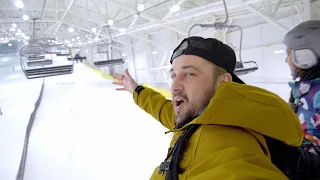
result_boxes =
[174,103,197,126]
[174,88,216,126]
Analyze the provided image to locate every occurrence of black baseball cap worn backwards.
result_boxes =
[170,36,245,84]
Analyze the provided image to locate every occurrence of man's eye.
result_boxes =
[171,74,176,79]
[185,72,194,76]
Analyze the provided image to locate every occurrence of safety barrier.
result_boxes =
[84,63,172,99]
[16,79,45,180]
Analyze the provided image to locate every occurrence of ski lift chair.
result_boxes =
[91,44,125,67]
[20,43,74,79]
[94,58,125,67]
[234,61,259,76]
[26,54,53,67]
[188,2,259,77]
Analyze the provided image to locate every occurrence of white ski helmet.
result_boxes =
[283,20,320,69]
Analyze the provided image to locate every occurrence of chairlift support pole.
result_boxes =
[187,0,258,75]
[32,18,40,40]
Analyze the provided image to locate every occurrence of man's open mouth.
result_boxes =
[174,98,185,108]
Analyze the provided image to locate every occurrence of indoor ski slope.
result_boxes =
[0,55,293,180]
[1,57,170,180]
[0,55,43,180]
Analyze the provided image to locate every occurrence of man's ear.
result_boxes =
[221,73,232,82]
[215,73,232,89]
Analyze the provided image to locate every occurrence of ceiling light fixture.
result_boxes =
[68,27,74,33]
[15,0,24,8]
[170,6,180,12]
[108,20,114,26]
[119,28,126,32]
[92,28,97,33]
[137,4,144,12]
[152,51,158,55]
[273,50,285,54]
[10,28,16,32]
[23,14,29,21]
[12,23,17,28]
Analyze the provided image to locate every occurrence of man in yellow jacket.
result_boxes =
[113,36,303,179]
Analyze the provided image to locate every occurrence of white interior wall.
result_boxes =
[225,15,304,100]
[83,7,320,101]
[122,15,301,100]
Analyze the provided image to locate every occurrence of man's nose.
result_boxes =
[170,76,183,93]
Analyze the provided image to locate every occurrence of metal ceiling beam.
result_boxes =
[236,0,289,32]
[42,22,58,35]
[295,2,304,22]
[68,11,106,26]
[161,0,185,22]
[312,6,320,17]
[0,7,65,11]
[0,19,57,23]
[66,11,165,47]
[0,27,14,38]
[262,0,272,15]
[272,0,283,17]
[302,0,311,20]
[110,0,188,37]
[60,20,151,47]
[53,0,78,37]
[127,14,139,30]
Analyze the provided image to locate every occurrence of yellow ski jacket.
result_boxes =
[133,82,303,180]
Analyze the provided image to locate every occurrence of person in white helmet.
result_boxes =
[283,20,320,155]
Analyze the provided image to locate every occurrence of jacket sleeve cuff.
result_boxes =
[135,85,145,95]
[133,85,145,104]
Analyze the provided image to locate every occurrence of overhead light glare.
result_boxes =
[170,6,180,12]
[68,27,74,33]
[15,0,24,9]
[108,20,114,26]
[22,14,29,21]
[119,28,126,32]
[273,50,285,54]
[137,4,144,12]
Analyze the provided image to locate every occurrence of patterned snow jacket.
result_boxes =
[289,78,320,150]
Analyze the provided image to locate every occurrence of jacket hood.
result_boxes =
[170,82,303,146]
